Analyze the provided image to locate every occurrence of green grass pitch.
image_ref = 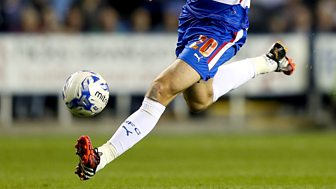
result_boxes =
[0,131,335,189]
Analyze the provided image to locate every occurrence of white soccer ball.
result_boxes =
[62,70,109,117]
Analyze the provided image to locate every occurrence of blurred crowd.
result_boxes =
[1,0,336,34]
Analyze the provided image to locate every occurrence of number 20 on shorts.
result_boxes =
[192,35,218,57]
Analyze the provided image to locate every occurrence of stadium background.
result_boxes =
[0,0,335,188]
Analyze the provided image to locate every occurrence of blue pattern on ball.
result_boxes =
[66,75,97,112]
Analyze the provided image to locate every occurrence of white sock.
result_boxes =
[96,97,166,172]
[212,56,277,102]
[254,55,278,75]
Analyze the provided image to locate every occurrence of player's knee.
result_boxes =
[147,79,175,102]
[184,90,213,113]
[187,101,211,113]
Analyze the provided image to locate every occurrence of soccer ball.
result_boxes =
[62,70,109,117]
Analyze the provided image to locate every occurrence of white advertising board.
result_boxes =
[0,34,308,95]
[0,34,176,94]
[314,34,336,93]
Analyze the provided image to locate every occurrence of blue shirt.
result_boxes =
[183,0,250,30]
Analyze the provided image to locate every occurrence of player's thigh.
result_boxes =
[146,59,201,106]
[183,78,214,112]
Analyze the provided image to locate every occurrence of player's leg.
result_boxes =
[212,42,295,102]
[183,42,296,111]
[97,59,200,163]
[182,57,256,112]
[75,58,201,180]
[182,79,214,113]
[145,59,201,106]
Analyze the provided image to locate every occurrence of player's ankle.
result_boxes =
[251,55,278,75]
[96,142,118,172]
